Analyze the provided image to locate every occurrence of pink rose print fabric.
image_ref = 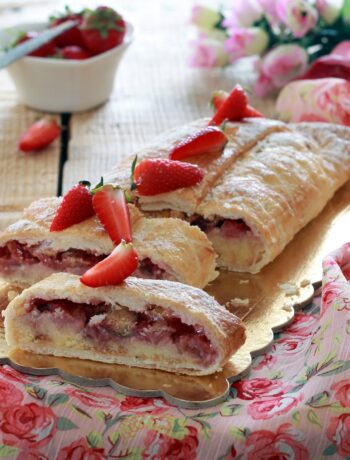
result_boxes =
[0,243,350,458]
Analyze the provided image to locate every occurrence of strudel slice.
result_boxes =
[0,197,217,289]
[4,273,246,375]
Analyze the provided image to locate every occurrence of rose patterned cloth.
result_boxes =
[0,244,350,459]
[275,77,350,126]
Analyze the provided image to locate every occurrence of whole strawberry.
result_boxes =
[14,31,56,58]
[133,159,204,196]
[50,6,85,48]
[50,183,95,231]
[81,6,126,55]
[60,45,92,60]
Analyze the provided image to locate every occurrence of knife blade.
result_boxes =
[0,20,78,70]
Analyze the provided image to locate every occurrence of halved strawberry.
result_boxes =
[50,183,94,231]
[210,90,229,112]
[209,85,248,125]
[92,185,131,245]
[210,89,263,119]
[133,159,204,196]
[169,126,227,161]
[80,241,138,287]
[18,118,60,153]
[244,105,263,118]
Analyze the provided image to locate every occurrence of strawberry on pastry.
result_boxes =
[50,183,95,231]
[210,88,263,119]
[80,241,138,287]
[18,118,60,153]
[92,185,132,245]
[133,158,204,196]
[81,6,126,55]
[169,126,228,161]
[210,85,248,125]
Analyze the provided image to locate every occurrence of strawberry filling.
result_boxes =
[25,299,218,366]
[191,217,252,237]
[0,241,169,280]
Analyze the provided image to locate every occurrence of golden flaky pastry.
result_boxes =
[106,119,350,273]
[0,197,217,290]
[4,273,246,376]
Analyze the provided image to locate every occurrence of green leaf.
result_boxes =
[220,404,242,417]
[57,416,78,431]
[229,426,246,441]
[72,404,92,419]
[109,431,119,445]
[192,411,218,420]
[319,360,350,377]
[292,410,300,424]
[306,391,330,408]
[193,418,211,439]
[95,410,107,422]
[0,445,19,457]
[323,444,338,456]
[343,0,350,24]
[330,402,346,413]
[48,393,69,407]
[307,409,322,428]
[87,431,103,449]
[25,384,46,400]
[346,320,350,335]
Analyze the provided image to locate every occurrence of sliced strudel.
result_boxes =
[0,197,217,289]
[107,119,350,273]
[4,273,246,375]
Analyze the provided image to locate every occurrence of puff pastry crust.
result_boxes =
[4,273,246,376]
[0,197,217,289]
[106,119,350,273]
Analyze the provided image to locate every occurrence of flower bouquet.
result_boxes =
[189,0,350,96]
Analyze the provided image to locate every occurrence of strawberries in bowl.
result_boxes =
[1,6,133,112]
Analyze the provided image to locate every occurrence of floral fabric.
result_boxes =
[1,245,350,459]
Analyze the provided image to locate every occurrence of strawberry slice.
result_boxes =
[80,241,138,287]
[18,118,60,153]
[209,85,248,125]
[210,89,263,119]
[244,105,263,118]
[210,90,229,111]
[169,126,227,161]
[133,159,204,196]
[50,183,94,231]
[92,185,132,245]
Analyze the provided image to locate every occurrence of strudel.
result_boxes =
[107,119,350,273]
[4,273,246,375]
[0,197,217,289]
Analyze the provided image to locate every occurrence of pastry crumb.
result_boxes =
[279,282,300,296]
[300,278,311,287]
[162,384,172,388]
[7,290,18,302]
[239,279,249,284]
[282,304,293,312]
[230,298,250,306]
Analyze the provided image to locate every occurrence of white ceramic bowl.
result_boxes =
[0,21,134,113]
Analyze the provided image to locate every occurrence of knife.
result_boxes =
[0,20,78,70]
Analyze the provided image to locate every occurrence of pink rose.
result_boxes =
[190,5,222,31]
[327,414,350,456]
[232,378,285,400]
[248,394,302,420]
[120,397,169,414]
[246,423,309,459]
[273,336,308,355]
[0,403,57,448]
[277,0,318,37]
[223,0,263,28]
[189,36,229,67]
[254,44,308,96]
[332,379,350,407]
[257,0,280,24]
[65,388,120,408]
[283,313,318,337]
[0,380,23,409]
[332,41,350,60]
[142,426,198,460]
[224,27,268,63]
[316,0,343,25]
[252,352,277,370]
[0,365,28,383]
[57,438,106,460]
